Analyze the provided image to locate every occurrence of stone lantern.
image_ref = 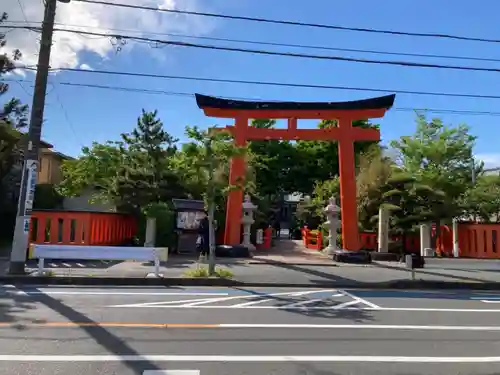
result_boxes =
[241,194,257,251]
[324,196,340,255]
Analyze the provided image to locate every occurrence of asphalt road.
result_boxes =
[2,285,500,374]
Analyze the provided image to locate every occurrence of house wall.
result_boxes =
[38,150,64,185]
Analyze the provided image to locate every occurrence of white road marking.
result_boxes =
[216,323,500,331]
[14,291,230,297]
[480,300,500,303]
[109,298,225,308]
[143,371,200,375]
[231,298,273,307]
[3,355,500,363]
[127,290,338,309]
[282,298,325,308]
[376,307,500,312]
[338,289,381,309]
[291,289,337,296]
[331,300,362,309]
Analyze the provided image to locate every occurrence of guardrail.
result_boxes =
[32,244,164,277]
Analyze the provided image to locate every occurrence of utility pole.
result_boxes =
[9,0,70,274]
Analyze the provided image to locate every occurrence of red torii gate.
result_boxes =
[195,94,395,251]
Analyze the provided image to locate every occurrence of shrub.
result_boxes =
[184,265,234,279]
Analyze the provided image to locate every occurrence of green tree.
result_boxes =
[462,174,500,223]
[390,114,477,244]
[295,176,340,229]
[356,145,394,230]
[181,125,247,231]
[117,110,184,213]
[0,12,29,235]
[59,110,185,214]
[375,173,443,252]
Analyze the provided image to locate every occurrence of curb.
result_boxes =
[0,275,499,290]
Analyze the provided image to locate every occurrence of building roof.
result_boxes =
[41,148,74,160]
[172,199,205,211]
[0,125,54,148]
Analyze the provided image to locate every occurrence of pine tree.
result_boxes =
[116,110,184,212]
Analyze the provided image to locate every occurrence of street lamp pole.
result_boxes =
[9,0,70,274]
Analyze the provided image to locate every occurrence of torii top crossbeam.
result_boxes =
[195,93,395,251]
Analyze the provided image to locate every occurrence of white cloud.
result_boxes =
[475,153,500,169]
[1,0,216,70]
[79,63,93,70]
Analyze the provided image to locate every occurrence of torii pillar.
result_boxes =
[195,94,395,251]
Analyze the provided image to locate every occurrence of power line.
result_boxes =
[5,20,500,63]
[75,0,500,44]
[17,66,500,101]
[8,79,500,117]
[15,0,30,25]
[9,25,500,74]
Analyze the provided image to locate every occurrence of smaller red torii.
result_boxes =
[195,94,395,251]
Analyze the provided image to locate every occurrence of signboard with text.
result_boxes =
[24,159,38,216]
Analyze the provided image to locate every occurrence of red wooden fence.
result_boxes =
[29,210,136,246]
[458,223,500,258]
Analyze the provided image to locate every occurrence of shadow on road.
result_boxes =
[0,288,46,330]
[24,288,163,374]
[232,286,375,322]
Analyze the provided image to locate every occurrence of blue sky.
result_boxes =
[6,0,500,167]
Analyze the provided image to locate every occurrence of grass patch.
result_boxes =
[184,265,234,279]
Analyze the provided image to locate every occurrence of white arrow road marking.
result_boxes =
[143,371,200,375]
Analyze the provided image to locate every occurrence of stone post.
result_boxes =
[377,206,389,253]
[452,218,460,258]
[420,223,431,256]
[144,217,156,247]
[323,196,340,255]
[241,194,257,251]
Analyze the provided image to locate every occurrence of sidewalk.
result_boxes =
[2,255,500,289]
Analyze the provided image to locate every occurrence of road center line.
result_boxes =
[2,322,500,331]
[2,355,500,363]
